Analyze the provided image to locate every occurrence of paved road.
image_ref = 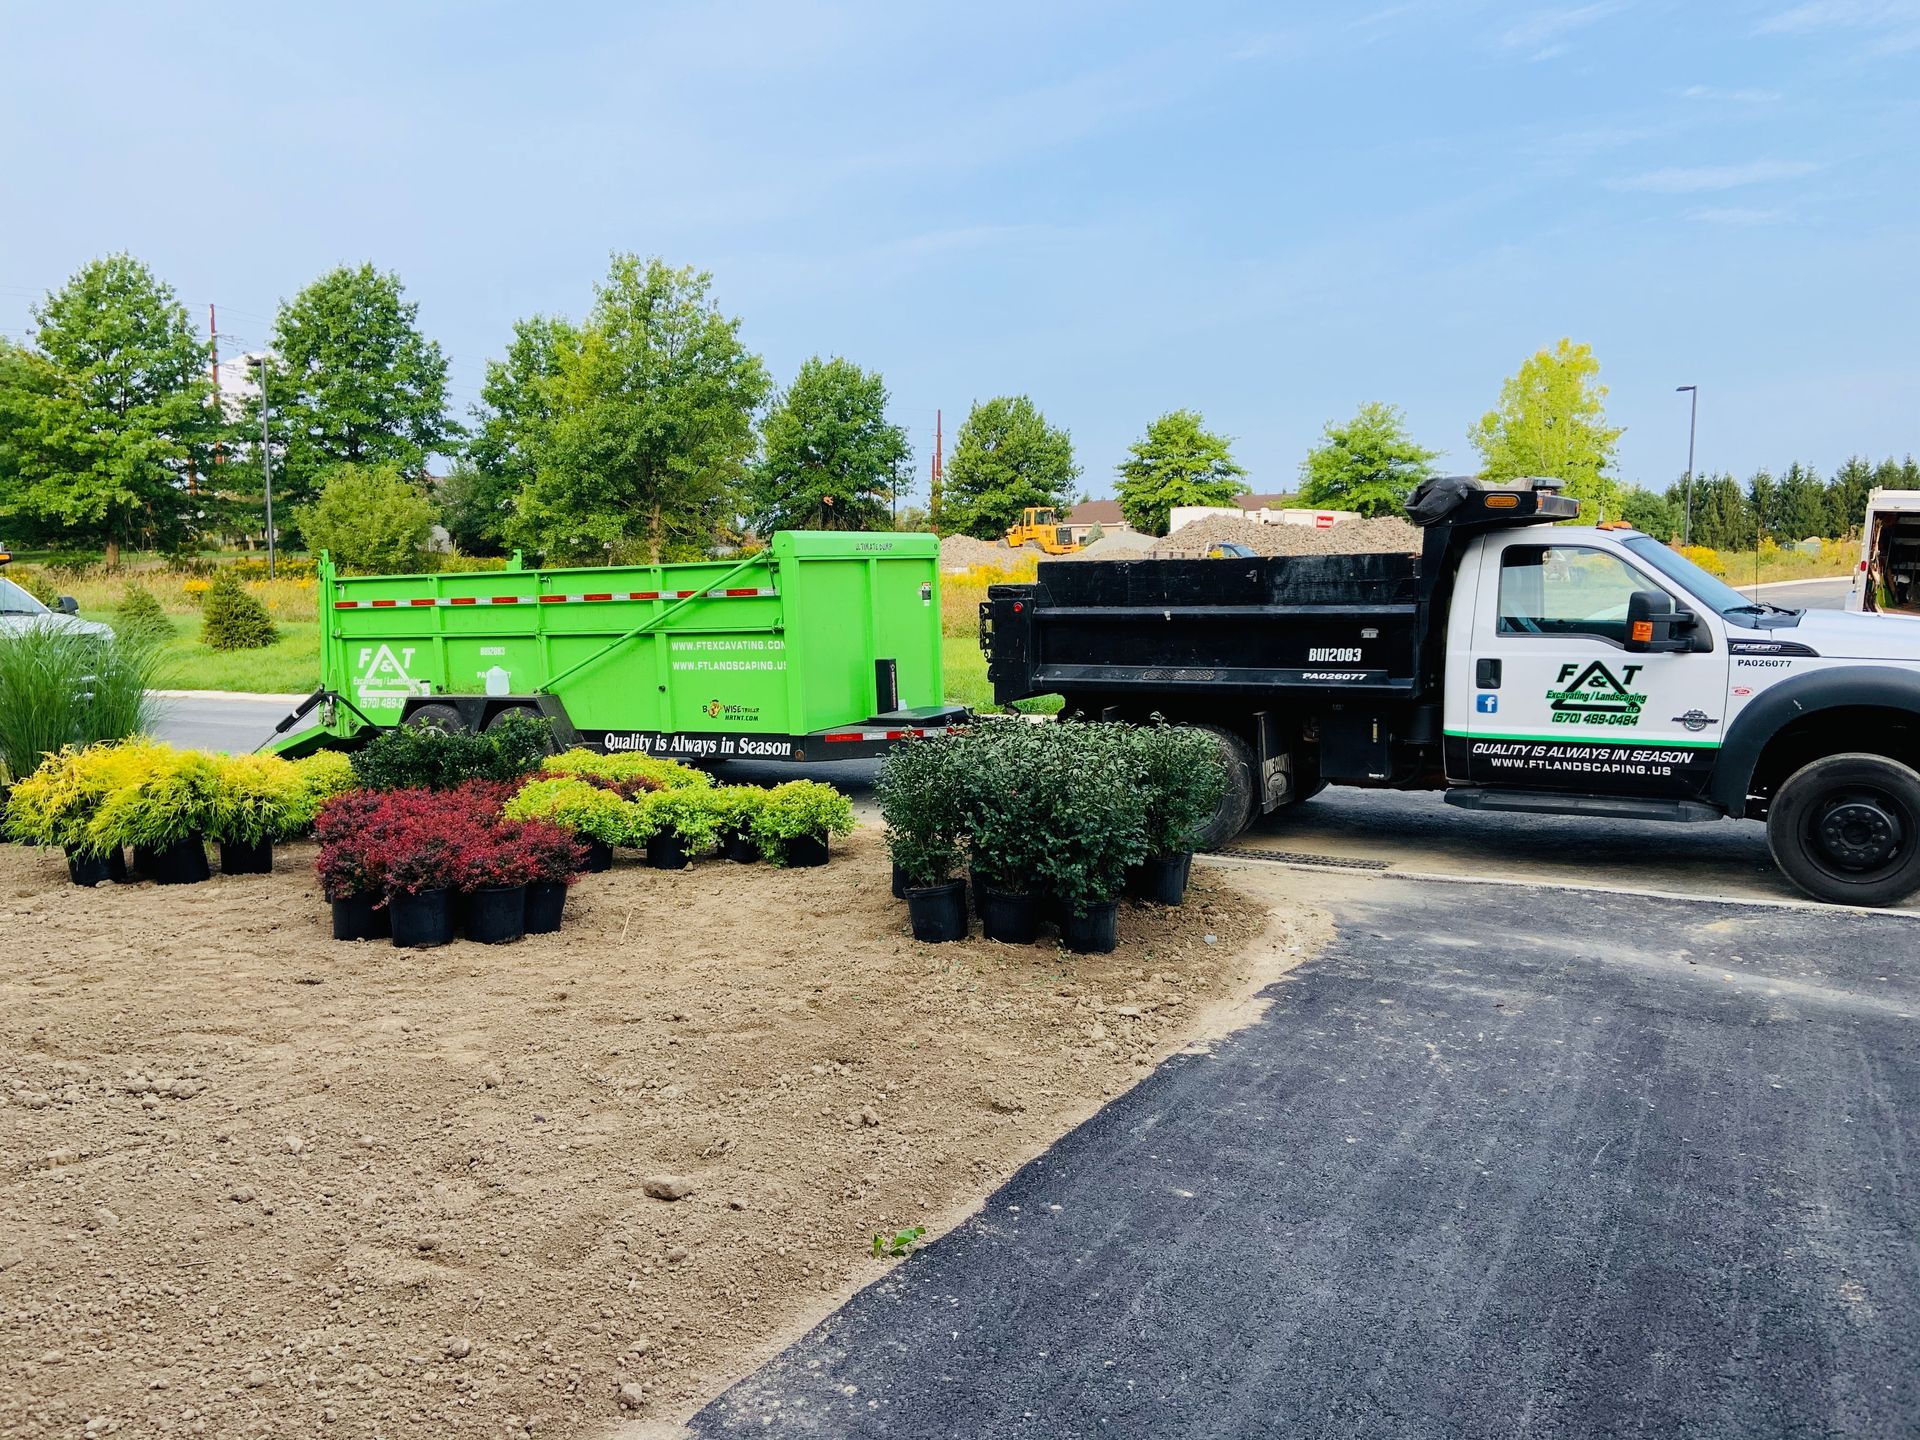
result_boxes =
[686,868,1920,1439]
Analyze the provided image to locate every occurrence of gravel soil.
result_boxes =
[1148,514,1420,557]
[0,832,1296,1439]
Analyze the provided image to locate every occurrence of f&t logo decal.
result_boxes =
[1546,661,1648,728]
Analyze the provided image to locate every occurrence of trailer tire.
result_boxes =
[484,706,559,754]
[1191,724,1257,851]
[405,703,467,736]
[1767,752,1920,907]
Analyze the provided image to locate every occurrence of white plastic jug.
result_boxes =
[481,665,512,697]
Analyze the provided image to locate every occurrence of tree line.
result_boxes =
[2,255,1909,568]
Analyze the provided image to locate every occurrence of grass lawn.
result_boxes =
[81,612,324,694]
[942,635,1060,715]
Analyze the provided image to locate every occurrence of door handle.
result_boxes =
[1476,658,1502,688]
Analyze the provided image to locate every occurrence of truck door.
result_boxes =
[1461,536,1728,798]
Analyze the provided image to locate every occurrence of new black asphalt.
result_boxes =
[686,875,1919,1439]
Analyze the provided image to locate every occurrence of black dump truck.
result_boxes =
[981,476,1920,907]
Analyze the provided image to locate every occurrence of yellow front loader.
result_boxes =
[1004,507,1082,556]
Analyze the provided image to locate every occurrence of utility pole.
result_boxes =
[1676,384,1698,547]
[254,355,276,579]
[204,303,220,492]
[929,410,944,529]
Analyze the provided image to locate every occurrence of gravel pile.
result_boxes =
[1053,530,1156,561]
[1148,514,1420,558]
[938,534,1019,572]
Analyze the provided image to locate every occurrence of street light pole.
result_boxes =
[255,356,275,580]
[1676,384,1698,547]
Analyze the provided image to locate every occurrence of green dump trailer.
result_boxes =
[270,531,964,762]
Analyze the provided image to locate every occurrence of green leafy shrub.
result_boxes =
[639,788,723,850]
[1129,722,1228,856]
[2,738,174,856]
[1030,722,1148,914]
[207,753,308,846]
[11,567,58,606]
[708,785,767,839]
[351,714,553,791]
[83,744,223,852]
[879,736,968,888]
[541,749,711,792]
[503,775,636,845]
[200,571,279,651]
[0,627,161,783]
[286,751,359,834]
[296,463,437,575]
[751,780,855,863]
[957,721,1070,896]
[115,584,172,642]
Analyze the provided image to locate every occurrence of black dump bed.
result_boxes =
[983,550,1428,703]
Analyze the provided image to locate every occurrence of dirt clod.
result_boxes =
[642,1174,696,1201]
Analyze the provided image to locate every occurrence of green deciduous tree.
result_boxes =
[0,255,214,564]
[1620,485,1679,541]
[510,256,770,563]
[461,314,577,554]
[1297,401,1437,519]
[747,356,911,535]
[1470,339,1624,522]
[266,264,458,511]
[1114,409,1248,535]
[295,463,438,574]
[940,396,1079,541]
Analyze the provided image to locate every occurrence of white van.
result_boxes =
[1848,489,1920,615]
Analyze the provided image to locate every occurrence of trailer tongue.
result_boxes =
[272,531,965,762]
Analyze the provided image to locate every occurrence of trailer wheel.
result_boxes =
[484,706,559,754]
[1767,752,1920,907]
[1191,725,1257,851]
[405,703,466,736]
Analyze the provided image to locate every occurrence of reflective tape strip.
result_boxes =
[331,587,778,610]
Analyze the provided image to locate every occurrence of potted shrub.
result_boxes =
[2,741,150,887]
[285,750,359,837]
[1034,724,1149,954]
[503,775,633,871]
[455,826,533,946]
[879,738,969,943]
[314,791,391,941]
[636,789,721,870]
[751,780,855,867]
[372,793,467,948]
[86,743,221,885]
[206,753,306,875]
[711,786,767,863]
[517,820,586,933]
[540,750,711,795]
[958,724,1062,944]
[1124,723,1227,906]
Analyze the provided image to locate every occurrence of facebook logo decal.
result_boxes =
[1475,694,1499,714]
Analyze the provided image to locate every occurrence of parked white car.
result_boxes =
[0,575,115,640]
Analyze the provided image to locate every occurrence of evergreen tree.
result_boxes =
[1297,401,1436,519]
[1829,456,1876,537]
[940,396,1080,541]
[1746,468,1780,542]
[1774,462,1830,540]
[1688,473,1752,551]
[1115,409,1249,535]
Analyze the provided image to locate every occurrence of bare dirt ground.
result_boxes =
[0,832,1314,1439]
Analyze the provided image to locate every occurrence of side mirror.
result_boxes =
[56,595,79,616]
[1626,590,1695,653]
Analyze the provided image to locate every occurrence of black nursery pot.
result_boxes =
[581,839,614,873]
[107,848,129,883]
[330,894,389,942]
[980,887,1041,945]
[647,833,691,870]
[219,838,274,876]
[390,888,455,948]
[905,878,969,942]
[65,846,112,888]
[1126,851,1193,906]
[891,861,908,898]
[144,837,211,886]
[724,830,760,864]
[783,834,830,868]
[525,880,568,934]
[1062,899,1121,955]
[464,884,527,945]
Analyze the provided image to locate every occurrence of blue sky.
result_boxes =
[2,1,1915,506]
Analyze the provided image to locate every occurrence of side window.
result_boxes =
[1497,546,1664,644]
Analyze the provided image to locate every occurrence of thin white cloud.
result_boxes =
[1689,206,1790,224]
[1679,84,1783,102]
[1755,1,1920,50]
[1610,159,1819,192]
[1497,2,1628,52]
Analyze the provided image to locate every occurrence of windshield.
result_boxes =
[0,577,48,616]
[1622,537,1780,619]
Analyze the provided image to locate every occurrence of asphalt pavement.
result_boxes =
[685,868,1920,1439]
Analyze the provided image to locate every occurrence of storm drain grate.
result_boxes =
[1217,847,1391,872]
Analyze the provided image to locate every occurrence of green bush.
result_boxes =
[350,713,553,791]
[1031,722,1149,913]
[286,750,359,834]
[641,788,724,850]
[0,628,161,784]
[115,584,172,642]
[296,463,437,575]
[879,736,968,888]
[83,743,223,852]
[206,753,308,846]
[200,571,279,651]
[751,779,855,863]
[3,738,174,856]
[541,749,711,792]
[502,775,635,844]
[1129,721,1227,856]
[10,567,58,606]
[708,785,767,839]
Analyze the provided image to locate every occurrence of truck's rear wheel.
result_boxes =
[1767,753,1920,907]
[405,702,466,736]
[1191,724,1257,851]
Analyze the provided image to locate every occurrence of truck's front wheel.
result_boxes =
[1191,725,1257,851]
[1767,752,1920,907]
